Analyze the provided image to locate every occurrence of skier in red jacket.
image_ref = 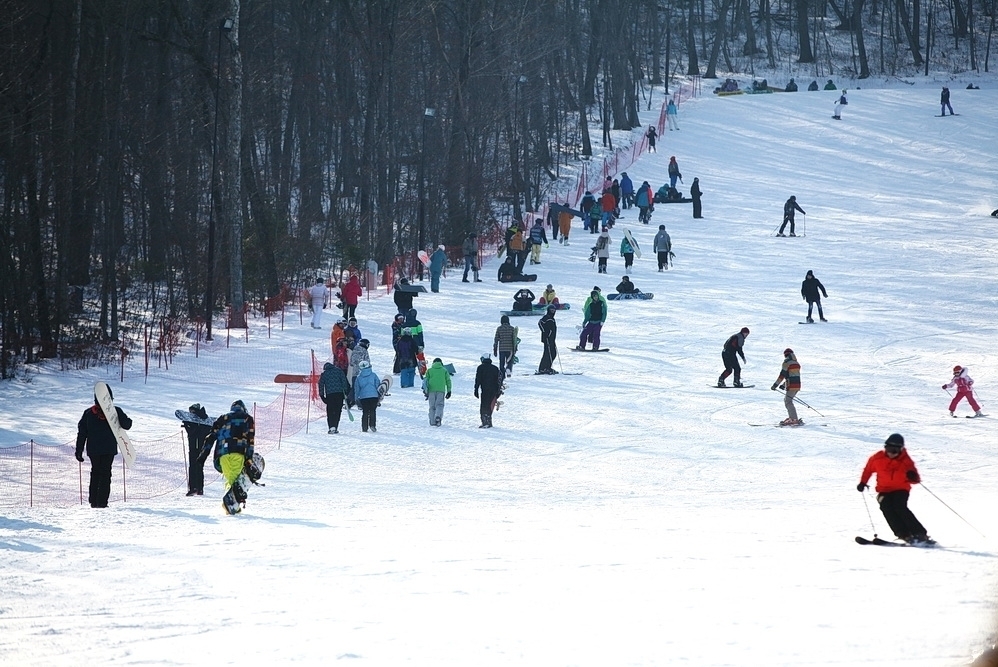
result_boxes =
[857,433,934,545]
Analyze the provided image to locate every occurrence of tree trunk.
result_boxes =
[224,2,246,327]
[797,0,816,62]
[706,0,736,77]
[894,0,924,65]
[854,0,872,76]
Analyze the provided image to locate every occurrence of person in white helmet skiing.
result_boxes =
[942,365,983,417]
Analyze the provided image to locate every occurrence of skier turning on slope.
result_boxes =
[717,327,749,387]
[942,365,983,418]
[771,348,802,426]
[857,433,934,545]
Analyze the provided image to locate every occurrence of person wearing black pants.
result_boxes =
[858,433,933,545]
[319,361,349,434]
[691,178,703,218]
[75,386,132,508]
[717,327,749,388]
[537,306,558,374]
[474,355,503,427]
[181,404,212,496]
[778,196,805,236]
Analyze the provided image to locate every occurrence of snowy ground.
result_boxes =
[2,83,998,666]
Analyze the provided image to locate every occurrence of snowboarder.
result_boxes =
[595,228,611,274]
[636,181,654,224]
[308,278,328,329]
[319,362,349,433]
[779,196,806,236]
[833,89,848,120]
[616,276,642,295]
[354,360,381,432]
[538,305,558,374]
[209,399,255,515]
[474,354,502,427]
[538,284,560,307]
[857,433,934,545]
[785,78,798,92]
[341,274,362,320]
[423,358,452,426]
[668,156,683,189]
[529,218,548,265]
[940,87,955,116]
[181,403,212,495]
[800,270,828,322]
[462,232,481,282]
[498,254,536,282]
[580,191,596,232]
[619,172,634,209]
[653,225,672,272]
[578,288,608,351]
[558,203,573,244]
[75,385,132,508]
[494,315,517,377]
[717,327,750,387]
[395,327,419,388]
[666,99,680,130]
[620,233,636,273]
[512,287,535,312]
[429,245,447,293]
[508,225,528,273]
[646,125,658,152]
[942,365,983,417]
[404,308,426,377]
[690,178,703,219]
[771,348,802,426]
[393,277,418,314]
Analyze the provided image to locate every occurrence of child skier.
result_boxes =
[942,365,983,417]
[857,433,934,545]
[771,348,802,426]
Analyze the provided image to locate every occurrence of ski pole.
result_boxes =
[919,483,986,538]
[774,388,825,417]
[860,490,879,538]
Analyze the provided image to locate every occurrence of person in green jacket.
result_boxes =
[422,358,452,426]
[577,288,608,351]
[620,235,635,273]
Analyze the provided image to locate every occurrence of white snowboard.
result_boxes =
[94,381,136,468]
[623,228,642,259]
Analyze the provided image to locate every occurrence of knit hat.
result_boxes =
[885,433,905,448]
[740,327,750,335]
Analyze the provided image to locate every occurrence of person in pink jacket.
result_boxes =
[341,275,363,320]
[943,365,983,418]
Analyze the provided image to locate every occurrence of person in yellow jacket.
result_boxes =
[422,358,452,426]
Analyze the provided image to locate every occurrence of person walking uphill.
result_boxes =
[181,404,212,495]
[537,305,558,374]
[800,270,828,322]
[319,361,349,434]
[529,218,548,265]
[666,99,680,130]
[75,386,132,508]
[494,315,517,377]
[646,125,658,152]
[209,399,255,515]
[858,433,934,545]
[308,277,328,329]
[578,289,608,351]
[779,196,805,236]
[475,354,503,427]
[353,360,382,432]
[423,358,452,426]
[429,245,447,293]
[943,365,983,417]
[341,274,362,320]
[717,327,750,387]
[771,348,802,426]
[653,225,672,271]
[462,232,481,282]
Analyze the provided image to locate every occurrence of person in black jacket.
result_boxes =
[778,196,806,236]
[319,362,350,434]
[474,354,503,427]
[75,385,132,508]
[690,178,703,218]
[537,306,558,375]
[181,403,212,496]
[393,277,417,314]
[800,270,829,322]
[717,327,750,388]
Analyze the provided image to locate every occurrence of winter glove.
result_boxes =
[445,392,451,399]
[779,384,786,391]
[941,385,947,389]
[906,470,919,483]
[856,482,867,492]
[75,451,85,463]
[474,390,479,398]
[771,384,778,391]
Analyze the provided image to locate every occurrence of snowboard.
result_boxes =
[533,302,570,311]
[798,320,828,325]
[444,363,456,375]
[222,475,248,515]
[623,228,642,259]
[273,374,313,383]
[711,384,755,388]
[511,327,520,370]
[175,408,214,426]
[572,347,610,352]
[417,250,431,268]
[606,292,654,300]
[934,114,959,117]
[394,283,428,294]
[549,203,587,219]
[94,381,136,469]
[500,275,538,282]
[377,375,392,405]
[501,309,542,317]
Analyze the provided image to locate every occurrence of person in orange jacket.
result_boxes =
[857,433,934,545]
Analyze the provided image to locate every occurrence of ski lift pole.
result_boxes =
[920,483,986,538]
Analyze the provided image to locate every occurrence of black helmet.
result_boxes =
[359,338,370,348]
[885,433,905,448]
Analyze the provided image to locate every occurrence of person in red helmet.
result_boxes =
[771,348,802,425]
[942,365,984,417]
[858,433,934,545]
[717,327,750,387]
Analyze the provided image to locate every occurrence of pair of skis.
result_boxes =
[855,536,938,548]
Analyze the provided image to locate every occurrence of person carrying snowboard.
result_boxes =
[209,399,255,514]
[494,315,517,377]
[75,385,133,508]
[778,196,805,236]
[578,288,608,351]
[653,225,672,271]
[308,277,328,329]
[319,361,349,434]
[620,233,636,273]
[354,360,381,432]
[423,358,452,426]
[717,327,750,387]
[181,403,212,495]
[771,348,802,426]
[529,218,548,265]
[801,270,828,322]
[393,277,417,314]
[429,245,447,293]
[474,354,503,427]
[395,327,419,388]
[857,433,934,545]
[537,305,558,374]
[942,365,983,417]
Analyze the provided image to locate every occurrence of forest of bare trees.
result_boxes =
[2,0,993,377]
